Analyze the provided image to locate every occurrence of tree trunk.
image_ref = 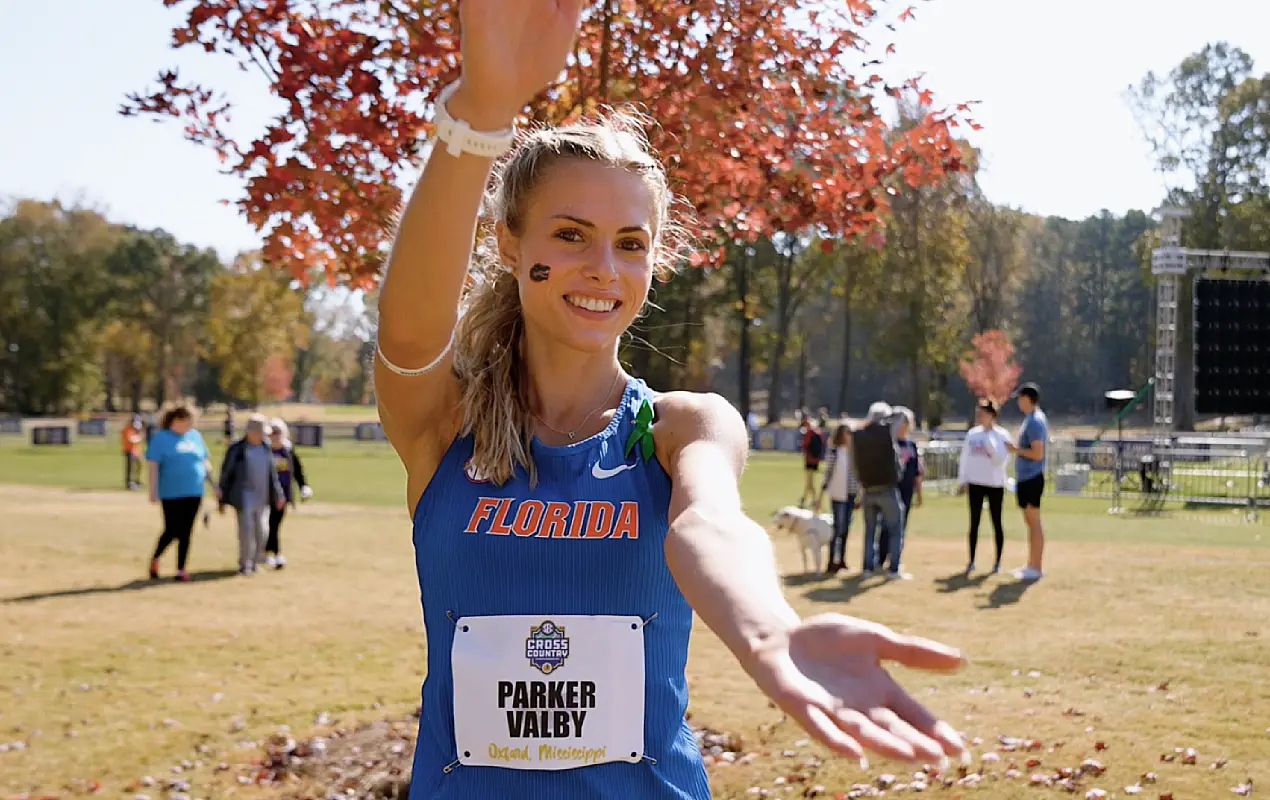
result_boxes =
[909,357,924,425]
[765,337,787,426]
[796,341,807,412]
[103,364,116,413]
[766,248,797,426]
[836,276,853,413]
[152,340,168,409]
[598,0,615,103]
[736,252,751,423]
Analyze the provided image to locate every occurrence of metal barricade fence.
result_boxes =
[920,439,1269,520]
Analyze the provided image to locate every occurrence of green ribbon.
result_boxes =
[623,398,655,462]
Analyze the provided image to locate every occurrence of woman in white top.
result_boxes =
[815,422,861,575]
[957,399,1012,574]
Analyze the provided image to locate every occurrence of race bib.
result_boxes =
[452,614,645,771]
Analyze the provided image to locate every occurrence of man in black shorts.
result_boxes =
[1006,383,1047,581]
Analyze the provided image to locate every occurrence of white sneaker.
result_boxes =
[1012,566,1044,581]
[886,571,913,581]
[265,555,278,568]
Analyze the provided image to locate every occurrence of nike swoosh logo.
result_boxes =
[592,461,637,480]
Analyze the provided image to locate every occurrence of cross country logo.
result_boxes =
[525,620,570,675]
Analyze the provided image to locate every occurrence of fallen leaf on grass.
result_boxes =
[1232,779,1253,795]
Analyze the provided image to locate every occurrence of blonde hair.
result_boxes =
[452,110,692,487]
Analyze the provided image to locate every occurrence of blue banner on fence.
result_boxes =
[32,426,71,446]
[354,422,386,442]
[0,417,20,434]
[77,418,107,436]
[750,427,801,453]
[291,423,324,448]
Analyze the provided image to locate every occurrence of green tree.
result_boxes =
[99,320,156,413]
[105,227,221,407]
[205,253,307,406]
[964,194,1024,334]
[861,167,971,422]
[0,199,119,414]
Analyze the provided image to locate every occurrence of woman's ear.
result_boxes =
[495,221,519,276]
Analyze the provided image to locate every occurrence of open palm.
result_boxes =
[756,613,970,765]
[458,0,586,120]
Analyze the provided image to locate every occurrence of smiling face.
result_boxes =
[501,160,657,353]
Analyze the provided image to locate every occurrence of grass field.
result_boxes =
[2,444,1268,799]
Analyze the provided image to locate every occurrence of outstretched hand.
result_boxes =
[751,613,969,765]
[453,0,586,125]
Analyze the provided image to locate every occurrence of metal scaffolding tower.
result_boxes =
[1150,207,1270,435]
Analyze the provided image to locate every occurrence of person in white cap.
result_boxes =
[217,413,285,575]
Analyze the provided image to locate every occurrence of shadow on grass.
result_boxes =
[3,570,241,604]
[933,570,990,594]
[800,572,888,604]
[978,578,1036,609]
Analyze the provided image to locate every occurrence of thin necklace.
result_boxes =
[533,372,624,441]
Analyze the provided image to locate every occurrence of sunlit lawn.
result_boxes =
[1,443,1267,798]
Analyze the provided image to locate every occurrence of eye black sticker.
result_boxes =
[529,264,551,282]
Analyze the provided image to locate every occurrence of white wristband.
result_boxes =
[434,81,516,160]
[376,329,455,377]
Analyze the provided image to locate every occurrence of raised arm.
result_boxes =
[372,92,504,454]
[373,0,586,476]
[657,393,969,765]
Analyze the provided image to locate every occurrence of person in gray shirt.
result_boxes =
[217,414,285,575]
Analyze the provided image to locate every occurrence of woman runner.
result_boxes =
[374,3,970,797]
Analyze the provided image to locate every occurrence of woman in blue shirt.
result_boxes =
[146,406,215,582]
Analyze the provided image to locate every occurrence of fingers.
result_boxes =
[872,628,964,672]
[830,706,920,762]
[887,686,972,761]
[867,707,945,764]
[800,704,867,763]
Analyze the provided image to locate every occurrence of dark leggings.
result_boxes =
[967,484,1005,565]
[266,505,287,554]
[153,496,202,570]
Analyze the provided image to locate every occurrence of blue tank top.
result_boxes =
[409,377,710,799]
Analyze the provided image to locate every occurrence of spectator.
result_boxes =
[814,422,860,575]
[1007,382,1048,581]
[957,399,1011,574]
[121,415,144,490]
[799,415,826,507]
[264,419,313,570]
[218,414,285,576]
[223,407,236,446]
[877,406,923,570]
[851,402,911,579]
[145,406,215,581]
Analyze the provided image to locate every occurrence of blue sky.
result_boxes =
[2,0,1268,262]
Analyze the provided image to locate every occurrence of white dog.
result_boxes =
[771,505,835,575]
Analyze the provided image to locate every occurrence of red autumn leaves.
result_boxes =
[124,1,975,285]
